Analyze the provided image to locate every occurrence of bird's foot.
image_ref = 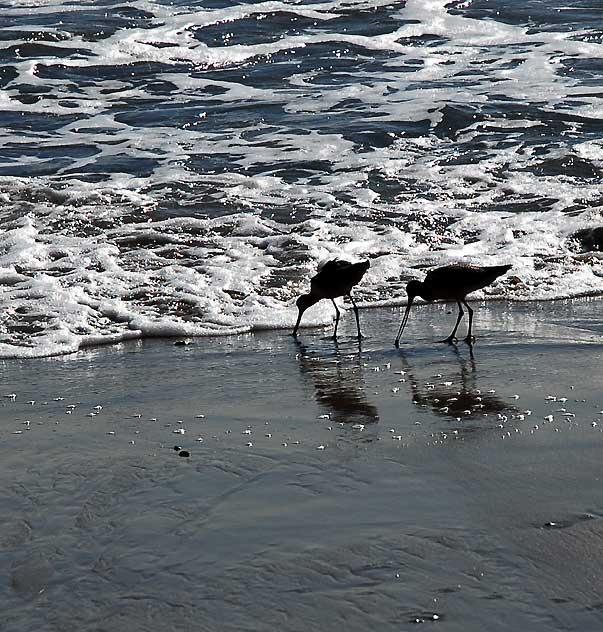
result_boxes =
[357,332,366,340]
[439,336,458,345]
[289,331,299,338]
[464,335,476,345]
[394,339,401,348]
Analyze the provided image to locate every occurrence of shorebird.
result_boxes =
[394,264,512,347]
[292,259,370,339]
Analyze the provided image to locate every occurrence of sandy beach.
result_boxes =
[1,298,603,631]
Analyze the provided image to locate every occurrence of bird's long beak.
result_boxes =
[292,307,304,336]
[394,298,413,347]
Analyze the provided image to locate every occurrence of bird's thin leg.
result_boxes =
[439,301,463,344]
[331,299,340,339]
[348,294,364,339]
[462,300,475,344]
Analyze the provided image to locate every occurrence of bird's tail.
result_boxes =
[491,264,512,277]
[486,264,513,283]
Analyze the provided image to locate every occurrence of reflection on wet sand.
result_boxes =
[398,346,515,434]
[294,339,379,427]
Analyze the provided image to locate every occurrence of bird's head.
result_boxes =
[292,293,320,336]
[406,280,423,302]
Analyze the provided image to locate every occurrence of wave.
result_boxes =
[0,0,603,356]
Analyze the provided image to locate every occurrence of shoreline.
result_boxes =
[0,295,602,361]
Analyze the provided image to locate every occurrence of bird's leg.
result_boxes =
[348,294,364,339]
[462,300,475,344]
[331,299,340,339]
[440,301,463,344]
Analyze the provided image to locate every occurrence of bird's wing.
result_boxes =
[314,259,352,282]
[423,265,471,286]
[424,264,509,297]
[317,259,351,273]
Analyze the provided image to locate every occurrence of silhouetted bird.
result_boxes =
[293,259,370,339]
[394,264,512,347]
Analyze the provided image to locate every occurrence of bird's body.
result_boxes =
[394,263,511,347]
[293,259,370,339]
[311,259,369,299]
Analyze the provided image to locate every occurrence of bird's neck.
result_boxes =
[301,293,321,311]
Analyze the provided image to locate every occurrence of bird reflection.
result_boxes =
[399,346,514,427]
[294,339,379,426]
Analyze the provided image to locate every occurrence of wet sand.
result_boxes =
[1,298,603,631]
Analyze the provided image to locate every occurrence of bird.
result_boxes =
[394,263,512,347]
[292,259,370,339]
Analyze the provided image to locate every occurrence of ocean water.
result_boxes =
[1,0,602,357]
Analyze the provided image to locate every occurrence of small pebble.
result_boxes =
[173,429,185,434]
[178,450,190,457]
